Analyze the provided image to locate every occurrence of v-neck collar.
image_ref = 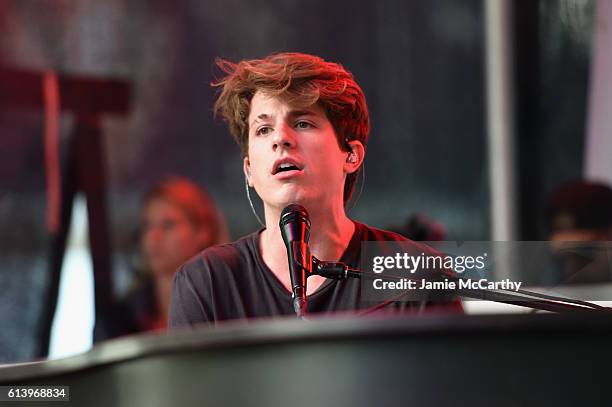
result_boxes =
[249,221,362,298]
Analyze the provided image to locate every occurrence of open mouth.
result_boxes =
[274,163,300,174]
[272,159,303,175]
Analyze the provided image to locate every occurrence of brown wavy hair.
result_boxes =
[211,52,370,204]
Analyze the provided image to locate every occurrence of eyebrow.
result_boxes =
[250,109,318,127]
[250,114,268,128]
[287,109,318,119]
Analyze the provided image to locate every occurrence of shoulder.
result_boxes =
[175,230,259,280]
[355,221,409,242]
[354,221,440,255]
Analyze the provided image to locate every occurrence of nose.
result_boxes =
[272,123,296,151]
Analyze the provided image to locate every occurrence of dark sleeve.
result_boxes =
[168,261,215,330]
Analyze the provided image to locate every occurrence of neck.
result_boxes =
[260,199,355,274]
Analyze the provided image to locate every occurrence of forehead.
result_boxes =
[248,91,326,121]
[145,198,186,219]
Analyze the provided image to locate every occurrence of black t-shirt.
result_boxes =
[169,221,461,329]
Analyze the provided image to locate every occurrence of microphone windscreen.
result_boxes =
[279,204,310,229]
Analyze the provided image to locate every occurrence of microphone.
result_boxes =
[279,204,311,318]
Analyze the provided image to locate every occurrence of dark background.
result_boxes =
[0,0,592,362]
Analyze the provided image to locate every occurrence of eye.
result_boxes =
[255,126,272,136]
[161,219,178,231]
[295,120,313,130]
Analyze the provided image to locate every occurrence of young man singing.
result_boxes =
[169,52,461,327]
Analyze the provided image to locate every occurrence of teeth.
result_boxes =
[275,161,300,174]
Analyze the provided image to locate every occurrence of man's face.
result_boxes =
[244,91,350,211]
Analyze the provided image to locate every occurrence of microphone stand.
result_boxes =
[311,258,611,314]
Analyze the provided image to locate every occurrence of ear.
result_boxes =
[243,156,254,187]
[343,140,365,174]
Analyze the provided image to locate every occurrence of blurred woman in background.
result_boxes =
[95,177,228,340]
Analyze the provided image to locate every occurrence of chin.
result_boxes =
[274,191,316,209]
[262,187,305,207]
